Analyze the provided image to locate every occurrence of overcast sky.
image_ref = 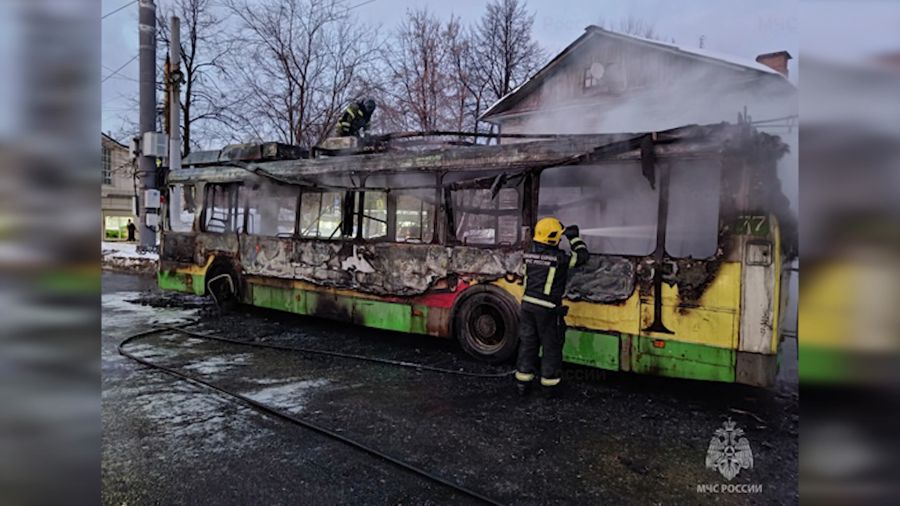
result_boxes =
[100,0,898,141]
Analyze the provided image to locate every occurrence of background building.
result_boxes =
[480,25,796,135]
[101,133,137,240]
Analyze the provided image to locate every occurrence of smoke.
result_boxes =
[505,35,799,229]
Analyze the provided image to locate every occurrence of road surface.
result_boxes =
[102,272,798,505]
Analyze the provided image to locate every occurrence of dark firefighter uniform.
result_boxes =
[336,98,376,137]
[516,217,589,394]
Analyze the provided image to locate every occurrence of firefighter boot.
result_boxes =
[515,371,535,397]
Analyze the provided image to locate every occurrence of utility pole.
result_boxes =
[169,16,183,173]
[138,0,158,249]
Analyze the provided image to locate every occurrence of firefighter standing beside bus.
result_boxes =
[516,218,589,397]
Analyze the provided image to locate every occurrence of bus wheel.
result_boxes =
[206,261,240,311]
[453,285,519,364]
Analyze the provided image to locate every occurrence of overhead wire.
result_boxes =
[102,0,139,20]
[102,54,139,83]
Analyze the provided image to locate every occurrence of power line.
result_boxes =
[102,54,139,83]
[102,0,138,20]
[102,64,139,82]
[342,0,377,13]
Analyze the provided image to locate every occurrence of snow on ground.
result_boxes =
[102,291,198,328]
[101,241,158,273]
[101,241,159,259]
[183,353,254,376]
[242,379,331,415]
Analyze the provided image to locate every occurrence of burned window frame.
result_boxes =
[393,190,437,244]
[166,183,197,233]
[536,159,726,260]
[298,189,347,240]
[663,160,724,260]
[201,183,242,233]
[241,182,302,239]
[446,173,526,247]
[537,162,661,257]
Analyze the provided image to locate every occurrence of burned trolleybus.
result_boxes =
[159,123,795,387]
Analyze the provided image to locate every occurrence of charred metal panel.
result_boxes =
[195,232,240,264]
[161,232,196,264]
[239,235,524,297]
[566,255,635,303]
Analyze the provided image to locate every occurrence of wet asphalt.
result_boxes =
[102,271,798,505]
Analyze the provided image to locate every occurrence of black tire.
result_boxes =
[452,285,519,364]
[205,260,241,311]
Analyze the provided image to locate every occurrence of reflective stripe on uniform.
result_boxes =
[568,254,578,268]
[543,266,556,295]
[515,371,534,382]
[522,295,556,308]
[540,377,561,387]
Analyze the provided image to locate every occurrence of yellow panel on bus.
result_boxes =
[641,261,742,349]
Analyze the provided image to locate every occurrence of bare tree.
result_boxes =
[224,0,378,148]
[473,0,544,106]
[598,16,672,42]
[157,0,237,155]
[380,9,455,132]
[445,18,485,134]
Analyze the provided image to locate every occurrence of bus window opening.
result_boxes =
[168,184,195,232]
[451,187,520,245]
[395,191,435,243]
[300,191,344,239]
[539,164,658,256]
[360,191,387,239]
[665,162,721,258]
[244,183,299,238]
[203,183,237,233]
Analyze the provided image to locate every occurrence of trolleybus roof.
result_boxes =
[168,123,772,186]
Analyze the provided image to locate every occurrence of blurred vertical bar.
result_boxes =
[0,0,100,504]
[800,0,900,503]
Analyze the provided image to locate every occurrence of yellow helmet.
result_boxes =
[533,217,565,246]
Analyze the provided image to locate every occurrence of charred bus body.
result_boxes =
[159,123,795,387]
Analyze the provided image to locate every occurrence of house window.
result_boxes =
[102,146,112,184]
[583,62,605,90]
[104,216,130,240]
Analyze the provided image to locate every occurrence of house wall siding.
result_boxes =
[491,34,796,137]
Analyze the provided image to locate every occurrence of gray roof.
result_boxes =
[480,25,795,121]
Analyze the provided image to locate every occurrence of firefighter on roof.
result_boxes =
[336,98,376,137]
[515,217,589,396]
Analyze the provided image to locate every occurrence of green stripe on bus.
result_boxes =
[250,282,426,334]
[158,270,205,296]
[631,335,735,382]
[562,329,619,370]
